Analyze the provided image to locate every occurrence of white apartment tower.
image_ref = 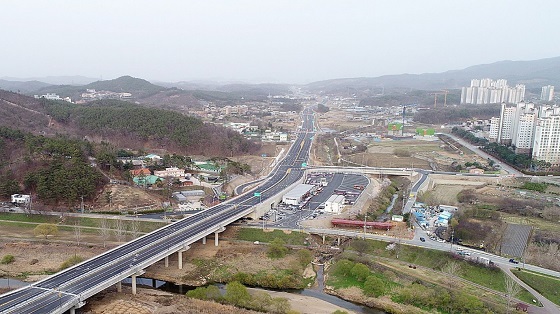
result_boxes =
[541,85,554,102]
[512,102,537,154]
[497,102,516,144]
[532,106,560,166]
[488,117,501,141]
[460,79,525,105]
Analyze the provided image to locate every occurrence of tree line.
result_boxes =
[451,127,551,171]
[415,105,501,124]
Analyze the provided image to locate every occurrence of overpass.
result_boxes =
[0,109,317,314]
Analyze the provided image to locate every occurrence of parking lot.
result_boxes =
[257,172,369,229]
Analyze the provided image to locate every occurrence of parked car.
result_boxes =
[420,237,426,242]
[509,258,519,264]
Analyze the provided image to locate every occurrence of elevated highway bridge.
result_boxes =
[0,109,317,314]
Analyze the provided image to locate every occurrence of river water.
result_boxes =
[123,265,385,314]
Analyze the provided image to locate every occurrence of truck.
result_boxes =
[476,256,491,266]
[11,194,30,205]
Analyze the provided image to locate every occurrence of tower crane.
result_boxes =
[431,90,449,108]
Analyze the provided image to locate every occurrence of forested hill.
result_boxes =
[44,99,260,156]
[0,90,260,156]
[85,76,166,96]
[35,75,167,99]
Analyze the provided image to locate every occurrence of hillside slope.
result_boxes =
[0,90,259,156]
[0,90,52,134]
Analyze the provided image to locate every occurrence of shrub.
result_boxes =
[363,275,385,297]
[1,255,15,265]
[267,238,289,259]
[59,255,84,271]
[331,259,355,277]
[33,223,59,239]
[296,249,313,267]
[224,281,251,307]
[351,263,371,282]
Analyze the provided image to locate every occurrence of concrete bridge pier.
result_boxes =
[202,236,206,245]
[322,235,326,244]
[131,275,137,295]
[178,245,191,269]
[214,226,226,246]
[164,255,169,268]
[69,301,85,314]
[131,270,145,295]
[337,237,341,246]
[116,281,122,292]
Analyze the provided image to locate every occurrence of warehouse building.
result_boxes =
[282,184,315,205]
[324,194,345,214]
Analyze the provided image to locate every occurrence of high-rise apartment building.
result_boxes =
[512,102,537,154]
[532,106,560,166]
[495,102,516,144]
[490,102,560,165]
[541,85,555,102]
[460,79,525,105]
[489,102,536,153]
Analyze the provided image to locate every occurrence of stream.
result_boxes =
[122,264,385,314]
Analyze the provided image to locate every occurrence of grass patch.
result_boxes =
[0,213,165,233]
[0,213,57,224]
[351,239,537,303]
[500,213,560,232]
[236,228,307,245]
[0,221,37,229]
[512,269,560,306]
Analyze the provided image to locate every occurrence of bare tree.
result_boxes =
[98,218,110,247]
[113,218,126,242]
[442,261,462,290]
[73,220,82,247]
[505,275,522,314]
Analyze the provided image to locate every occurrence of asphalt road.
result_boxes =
[440,132,523,177]
[0,108,317,314]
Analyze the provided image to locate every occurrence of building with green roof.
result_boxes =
[133,175,162,186]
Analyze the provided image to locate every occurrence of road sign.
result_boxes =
[254,192,261,197]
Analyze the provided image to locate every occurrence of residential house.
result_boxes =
[130,168,151,176]
[154,167,185,178]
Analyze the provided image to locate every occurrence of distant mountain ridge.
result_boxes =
[0,79,52,93]
[1,75,98,85]
[305,56,560,92]
[2,56,560,95]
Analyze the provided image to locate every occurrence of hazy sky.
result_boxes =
[2,0,559,84]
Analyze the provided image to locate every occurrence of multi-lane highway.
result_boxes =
[0,109,317,314]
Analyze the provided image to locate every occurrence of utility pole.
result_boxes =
[80,195,84,214]
[363,212,367,239]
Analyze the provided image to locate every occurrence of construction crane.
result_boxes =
[431,90,449,108]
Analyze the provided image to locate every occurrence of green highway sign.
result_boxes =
[254,192,261,197]
[301,162,307,167]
